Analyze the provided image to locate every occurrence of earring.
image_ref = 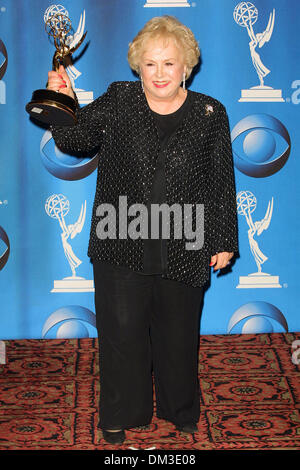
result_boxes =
[182,72,186,91]
[140,75,144,92]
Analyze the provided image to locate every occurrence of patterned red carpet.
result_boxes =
[0,333,299,450]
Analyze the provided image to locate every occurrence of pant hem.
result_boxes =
[156,413,199,427]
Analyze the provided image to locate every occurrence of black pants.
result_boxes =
[92,260,204,430]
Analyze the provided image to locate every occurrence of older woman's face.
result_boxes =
[139,37,187,101]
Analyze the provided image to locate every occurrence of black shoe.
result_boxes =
[102,429,126,444]
[175,423,198,433]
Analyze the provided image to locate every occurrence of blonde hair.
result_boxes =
[128,16,200,80]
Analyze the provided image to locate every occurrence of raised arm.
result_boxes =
[48,65,116,156]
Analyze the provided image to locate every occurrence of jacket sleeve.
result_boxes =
[209,103,239,257]
[50,82,116,156]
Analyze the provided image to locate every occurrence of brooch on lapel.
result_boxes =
[205,104,214,116]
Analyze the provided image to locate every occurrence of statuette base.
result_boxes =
[26,89,77,126]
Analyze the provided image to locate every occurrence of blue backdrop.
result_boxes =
[0,0,299,339]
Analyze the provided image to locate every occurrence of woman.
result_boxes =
[48,16,239,445]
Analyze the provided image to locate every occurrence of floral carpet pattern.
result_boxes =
[0,333,299,450]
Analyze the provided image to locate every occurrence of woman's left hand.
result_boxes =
[210,252,234,272]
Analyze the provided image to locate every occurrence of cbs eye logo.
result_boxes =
[0,39,7,80]
[40,131,99,181]
[42,305,96,338]
[0,38,7,104]
[0,226,10,270]
[231,114,291,177]
[227,301,288,334]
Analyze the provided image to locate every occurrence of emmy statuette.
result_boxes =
[26,6,86,126]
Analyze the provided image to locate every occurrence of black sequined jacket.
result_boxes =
[51,80,239,288]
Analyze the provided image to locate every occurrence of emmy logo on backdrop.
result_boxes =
[236,190,281,288]
[45,194,94,292]
[233,2,284,102]
[144,0,190,7]
[63,9,93,105]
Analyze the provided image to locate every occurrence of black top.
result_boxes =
[141,90,193,274]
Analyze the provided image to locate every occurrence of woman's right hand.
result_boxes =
[47,64,75,100]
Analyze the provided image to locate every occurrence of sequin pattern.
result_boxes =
[51,81,239,288]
